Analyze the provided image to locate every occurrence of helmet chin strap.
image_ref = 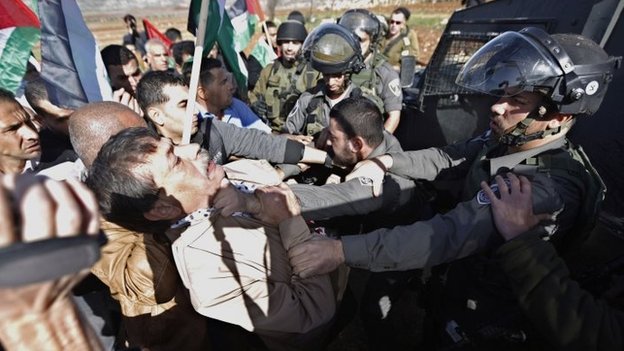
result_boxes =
[498,105,565,146]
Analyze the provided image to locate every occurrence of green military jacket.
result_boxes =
[381,28,420,69]
[249,59,321,132]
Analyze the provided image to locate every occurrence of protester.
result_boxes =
[24,78,77,169]
[122,14,146,56]
[0,89,40,175]
[100,45,143,96]
[87,127,338,350]
[197,58,271,132]
[164,27,182,43]
[262,20,279,54]
[144,39,171,72]
[171,40,195,75]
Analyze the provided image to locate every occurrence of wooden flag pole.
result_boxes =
[182,0,210,145]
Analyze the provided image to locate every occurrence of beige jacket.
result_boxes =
[171,214,337,350]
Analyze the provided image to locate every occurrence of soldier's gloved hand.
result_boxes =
[250,99,269,120]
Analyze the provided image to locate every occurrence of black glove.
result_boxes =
[251,98,269,120]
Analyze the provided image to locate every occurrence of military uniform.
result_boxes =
[350,53,403,116]
[381,28,420,69]
[493,216,624,351]
[285,84,375,136]
[341,131,595,271]
[249,59,320,133]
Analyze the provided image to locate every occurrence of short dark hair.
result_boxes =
[171,40,195,66]
[0,88,16,105]
[136,71,187,113]
[393,7,410,21]
[101,44,137,67]
[86,127,168,234]
[24,78,48,108]
[165,27,182,42]
[263,20,277,33]
[123,14,136,24]
[330,96,384,147]
[198,58,224,89]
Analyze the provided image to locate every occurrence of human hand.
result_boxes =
[213,180,250,216]
[289,238,345,278]
[250,98,269,119]
[480,173,551,241]
[285,134,314,146]
[345,155,392,197]
[0,174,100,310]
[112,88,143,117]
[254,184,301,225]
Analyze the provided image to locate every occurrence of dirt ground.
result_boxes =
[84,1,460,65]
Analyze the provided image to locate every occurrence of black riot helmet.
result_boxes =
[457,27,621,117]
[277,20,308,43]
[338,9,382,44]
[302,23,365,75]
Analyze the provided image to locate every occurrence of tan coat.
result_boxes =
[92,220,211,351]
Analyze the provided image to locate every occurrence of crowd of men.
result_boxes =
[1,4,623,351]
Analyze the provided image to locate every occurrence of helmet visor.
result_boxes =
[456,31,563,97]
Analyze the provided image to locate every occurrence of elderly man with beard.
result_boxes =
[87,127,337,350]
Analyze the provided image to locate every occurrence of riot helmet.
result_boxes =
[338,9,382,44]
[303,23,365,74]
[277,20,308,43]
[456,27,620,145]
[457,27,620,117]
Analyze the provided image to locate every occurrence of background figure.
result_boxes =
[122,14,146,56]
[144,39,171,72]
[381,7,421,71]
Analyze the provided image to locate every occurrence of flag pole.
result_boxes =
[182,0,210,145]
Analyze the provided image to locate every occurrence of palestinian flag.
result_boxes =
[228,0,276,67]
[0,0,40,94]
[39,0,112,109]
[188,0,248,91]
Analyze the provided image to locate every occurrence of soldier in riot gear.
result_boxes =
[338,9,403,133]
[288,28,620,350]
[285,23,378,137]
[249,20,320,133]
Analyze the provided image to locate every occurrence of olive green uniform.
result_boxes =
[350,53,403,115]
[249,59,320,133]
[285,84,376,136]
[381,28,420,68]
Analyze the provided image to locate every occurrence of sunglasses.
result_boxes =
[390,20,404,25]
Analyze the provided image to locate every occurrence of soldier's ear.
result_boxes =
[547,114,574,129]
[144,198,183,221]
